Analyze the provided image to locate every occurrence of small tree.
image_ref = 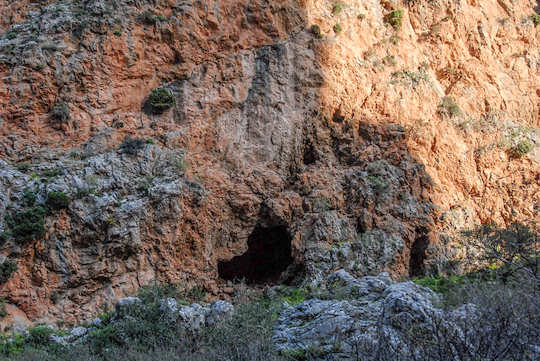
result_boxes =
[47,191,71,210]
[0,260,18,284]
[461,222,538,283]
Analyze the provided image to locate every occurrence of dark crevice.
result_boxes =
[409,226,429,277]
[303,141,318,165]
[218,225,293,284]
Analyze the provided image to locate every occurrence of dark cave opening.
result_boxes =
[303,142,318,165]
[218,225,293,284]
[409,227,429,277]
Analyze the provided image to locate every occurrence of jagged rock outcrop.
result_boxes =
[273,270,539,360]
[0,0,537,327]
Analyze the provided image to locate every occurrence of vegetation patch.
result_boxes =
[310,24,323,39]
[41,168,63,178]
[147,87,175,114]
[391,69,428,86]
[367,175,388,195]
[0,232,9,246]
[46,191,71,211]
[413,275,466,294]
[461,222,538,282]
[333,23,343,34]
[311,197,331,212]
[385,9,404,30]
[15,163,31,173]
[138,10,166,25]
[0,333,24,356]
[438,96,461,117]
[21,189,37,207]
[118,137,146,155]
[509,140,533,157]
[279,287,309,306]
[26,327,55,348]
[0,299,7,318]
[332,2,348,16]
[0,260,18,284]
[388,34,400,45]
[5,206,47,244]
[7,283,288,360]
[51,102,70,124]
[383,55,397,66]
[531,13,540,25]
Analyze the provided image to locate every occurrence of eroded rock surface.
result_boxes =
[0,0,537,326]
[273,270,539,360]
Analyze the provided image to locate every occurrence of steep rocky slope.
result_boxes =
[0,0,538,329]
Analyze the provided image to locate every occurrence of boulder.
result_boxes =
[206,301,234,327]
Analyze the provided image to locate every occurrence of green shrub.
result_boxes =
[388,34,400,45]
[332,2,348,16]
[510,140,533,157]
[147,88,175,114]
[385,9,404,30]
[311,197,331,212]
[118,137,146,155]
[171,155,187,172]
[367,175,388,195]
[413,275,466,294]
[5,206,47,244]
[139,10,157,25]
[16,163,31,173]
[439,96,461,117]
[21,190,37,207]
[0,333,24,356]
[51,102,70,124]
[0,232,9,245]
[531,13,540,25]
[0,260,18,284]
[26,327,54,347]
[0,299,7,318]
[88,325,123,353]
[281,348,307,360]
[46,191,71,210]
[333,23,342,34]
[357,14,366,20]
[281,287,308,306]
[310,24,323,39]
[383,55,397,66]
[42,168,62,178]
[50,292,60,305]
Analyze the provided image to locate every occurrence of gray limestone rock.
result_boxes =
[206,301,234,327]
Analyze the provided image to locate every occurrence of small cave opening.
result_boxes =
[303,142,318,165]
[218,225,293,284]
[409,227,429,277]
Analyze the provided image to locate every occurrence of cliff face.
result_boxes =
[0,0,537,328]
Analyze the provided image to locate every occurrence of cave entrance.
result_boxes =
[409,227,429,277]
[218,225,293,284]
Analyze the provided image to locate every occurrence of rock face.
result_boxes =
[273,270,539,360]
[0,0,538,326]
